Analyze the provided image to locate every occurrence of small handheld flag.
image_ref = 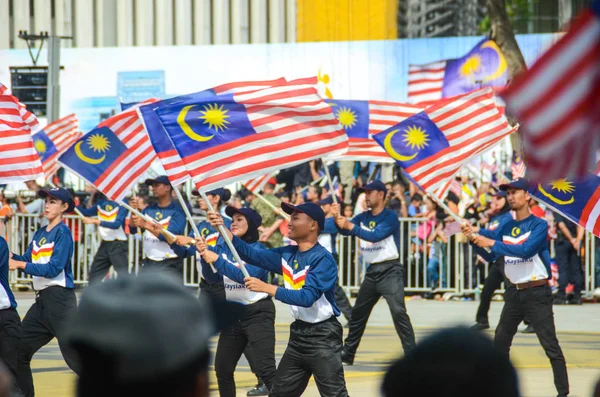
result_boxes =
[32,114,81,180]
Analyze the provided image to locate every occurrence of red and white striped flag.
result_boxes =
[0,82,40,132]
[0,95,44,182]
[59,101,158,201]
[32,114,81,180]
[156,77,348,192]
[139,78,286,187]
[503,4,600,182]
[511,154,526,179]
[374,88,515,193]
[244,172,275,193]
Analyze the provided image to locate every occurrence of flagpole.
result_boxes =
[426,193,492,254]
[323,163,338,205]
[199,191,250,278]
[253,191,291,221]
[173,187,202,238]
[73,208,86,220]
[119,201,178,243]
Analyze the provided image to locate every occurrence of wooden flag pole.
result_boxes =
[199,191,250,278]
[253,191,290,221]
[73,208,86,220]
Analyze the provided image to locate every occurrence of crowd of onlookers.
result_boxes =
[1,159,600,299]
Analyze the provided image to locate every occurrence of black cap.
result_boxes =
[192,187,224,197]
[359,180,387,195]
[67,272,216,382]
[318,195,341,206]
[281,202,325,231]
[38,187,75,212]
[144,175,171,186]
[224,206,263,229]
[499,178,529,192]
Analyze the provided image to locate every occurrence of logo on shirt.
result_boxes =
[106,204,113,211]
[369,221,376,229]
[282,261,308,290]
[155,212,163,221]
[511,227,521,237]
[38,237,47,246]
[293,259,299,270]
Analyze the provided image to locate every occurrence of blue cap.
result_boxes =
[281,202,325,231]
[193,187,224,197]
[39,187,75,212]
[359,180,387,195]
[318,195,341,206]
[499,178,529,191]
[144,175,171,186]
[492,190,507,198]
[225,206,263,229]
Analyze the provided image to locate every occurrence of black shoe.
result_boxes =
[247,383,269,396]
[341,348,354,365]
[521,324,535,333]
[470,322,490,331]
[553,297,567,305]
[568,296,582,305]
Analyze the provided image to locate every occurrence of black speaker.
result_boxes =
[9,66,48,117]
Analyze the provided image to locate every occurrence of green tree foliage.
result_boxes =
[479,0,536,34]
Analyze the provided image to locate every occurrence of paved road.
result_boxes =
[12,292,600,396]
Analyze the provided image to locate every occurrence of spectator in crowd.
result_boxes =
[529,198,545,218]
[381,327,520,397]
[305,185,322,205]
[67,272,217,397]
[553,213,585,305]
[427,208,448,292]
[250,183,284,249]
[387,181,408,218]
[16,180,48,227]
[407,194,424,218]
[343,204,353,219]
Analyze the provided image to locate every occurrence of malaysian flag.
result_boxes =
[510,152,526,179]
[325,99,425,162]
[373,88,515,193]
[59,103,157,201]
[503,3,600,182]
[530,174,600,237]
[408,39,508,104]
[153,77,348,192]
[244,172,275,193]
[139,78,286,187]
[32,114,81,180]
[0,82,40,132]
[0,95,44,182]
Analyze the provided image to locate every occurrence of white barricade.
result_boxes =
[6,213,598,295]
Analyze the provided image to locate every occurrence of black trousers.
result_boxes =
[141,257,183,278]
[494,285,569,396]
[215,298,277,397]
[334,285,353,322]
[198,279,260,378]
[344,261,415,355]
[0,307,23,395]
[555,241,584,297]
[88,240,129,283]
[16,287,81,397]
[475,258,505,325]
[270,316,348,397]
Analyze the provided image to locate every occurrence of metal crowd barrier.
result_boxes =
[5,214,598,296]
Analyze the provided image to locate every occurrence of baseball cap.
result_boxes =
[359,180,387,195]
[281,202,325,231]
[499,178,529,191]
[492,189,507,198]
[38,187,75,212]
[66,272,218,382]
[192,187,225,197]
[225,206,263,229]
[318,195,341,206]
[144,175,171,186]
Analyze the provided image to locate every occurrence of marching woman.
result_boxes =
[196,206,277,397]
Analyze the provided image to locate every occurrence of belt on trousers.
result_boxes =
[515,279,548,290]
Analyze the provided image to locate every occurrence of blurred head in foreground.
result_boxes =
[381,326,520,397]
[67,272,215,397]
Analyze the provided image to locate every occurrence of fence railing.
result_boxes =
[3,214,597,295]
